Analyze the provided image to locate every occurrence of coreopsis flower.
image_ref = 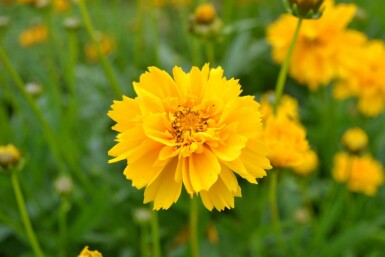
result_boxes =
[78,246,103,257]
[260,113,309,169]
[285,0,324,19]
[292,149,318,176]
[259,93,309,169]
[267,0,360,90]
[333,40,385,117]
[0,144,21,169]
[108,64,271,211]
[332,152,384,196]
[341,127,368,153]
[18,24,48,47]
[84,33,116,62]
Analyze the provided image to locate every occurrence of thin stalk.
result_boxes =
[205,41,215,65]
[77,0,123,97]
[273,18,302,113]
[151,211,161,257]
[268,171,280,229]
[59,196,69,257]
[140,223,150,257]
[190,197,199,257]
[11,171,46,257]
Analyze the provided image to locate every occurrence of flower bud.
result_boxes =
[284,0,324,19]
[54,175,74,196]
[189,3,223,40]
[133,208,151,225]
[63,17,82,31]
[341,127,368,154]
[25,82,43,97]
[0,144,21,170]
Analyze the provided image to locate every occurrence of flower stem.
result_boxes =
[268,171,280,228]
[59,196,69,257]
[77,0,123,97]
[205,41,215,65]
[190,197,199,257]
[274,17,302,112]
[151,211,161,257]
[11,170,46,257]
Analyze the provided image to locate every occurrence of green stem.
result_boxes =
[11,171,46,257]
[190,197,199,257]
[274,17,302,112]
[151,211,161,257]
[77,0,123,97]
[140,223,150,257]
[59,196,69,257]
[268,171,280,229]
[205,41,215,65]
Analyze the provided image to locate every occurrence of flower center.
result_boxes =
[170,106,209,147]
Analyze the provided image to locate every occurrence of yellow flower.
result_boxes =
[259,113,309,169]
[18,24,48,47]
[108,64,271,211]
[0,144,21,169]
[78,246,103,257]
[267,0,359,90]
[292,149,318,176]
[84,33,116,62]
[333,40,385,117]
[53,0,70,11]
[194,3,217,24]
[332,152,384,196]
[341,127,368,153]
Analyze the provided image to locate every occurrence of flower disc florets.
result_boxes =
[108,64,271,211]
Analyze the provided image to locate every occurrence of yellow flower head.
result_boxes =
[54,0,70,11]
[292,149,318,176]
[0,144,21,169]
[78,246,103,257]
[332,152,384,196]
[194,3,217,24]
[341,127,368,153]
[84,33,116,62]
[108,64,271,211]
[19,24,48,47]
[259,113,309,169]
[333,40,385,117]
[267,0,358,90]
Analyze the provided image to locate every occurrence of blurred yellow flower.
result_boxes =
[108,64,271,211]
[78,246,103,257]
[194,3,217,24]
[260,113,309,169]
[54,0,70,11]
[0,144,21,169]
[84,33,116,62]
[19,24,48,47]
[292,149,318,176]
[267,0,359,90]
[341,127,368,153]
[333,40,385,117]
[332,152,384,196]
[259,93,309,169]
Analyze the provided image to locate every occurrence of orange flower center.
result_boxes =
[170,106,209,147]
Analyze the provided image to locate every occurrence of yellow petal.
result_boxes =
[144,159,182,210]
